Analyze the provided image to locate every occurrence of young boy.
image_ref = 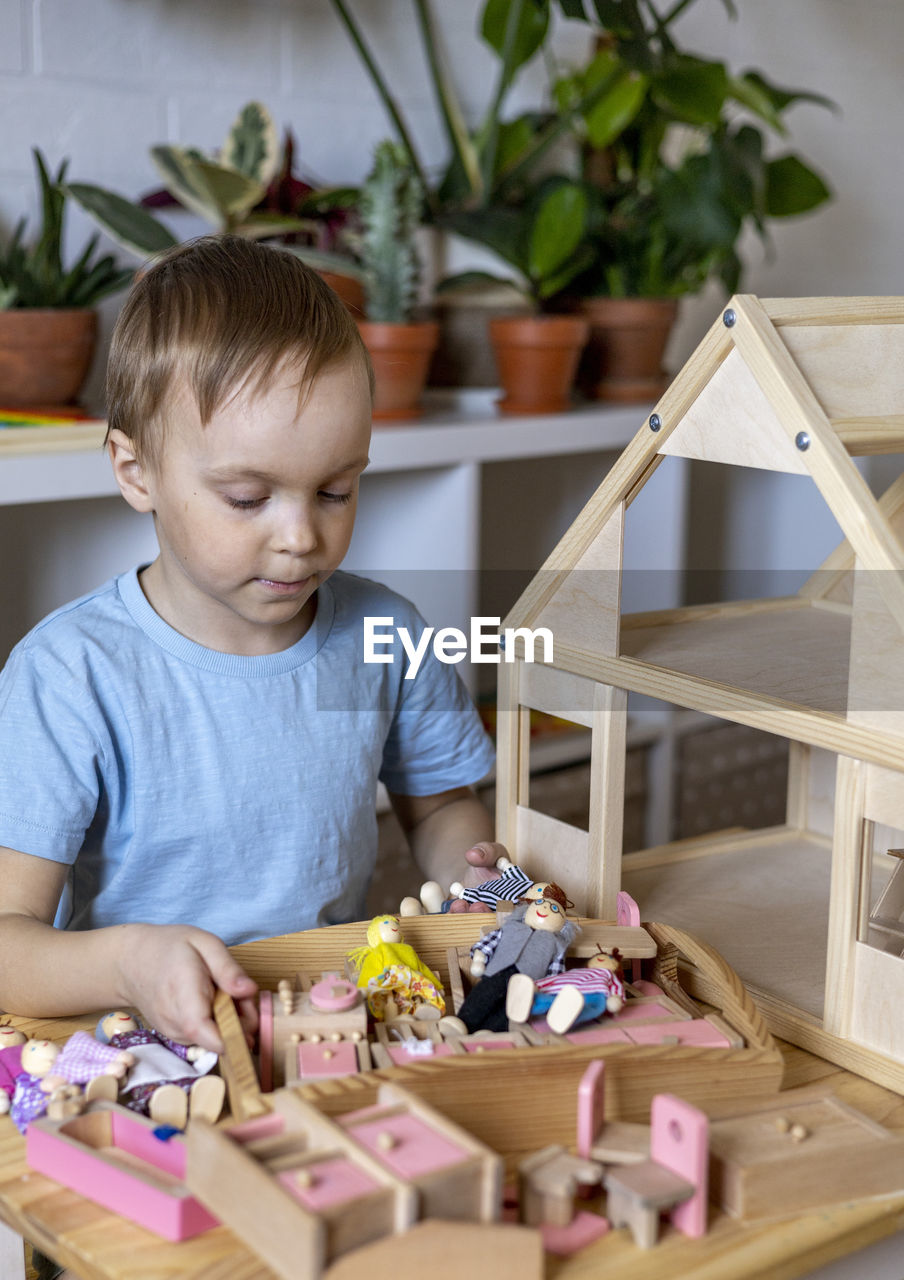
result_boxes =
[0,236,501,1056]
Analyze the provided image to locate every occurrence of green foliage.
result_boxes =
[439,177,592,306]
[0,151,133,310]
[555,10,835,297]
[331,0,834,302]
[68,103,353,265]
[356,141,425,323]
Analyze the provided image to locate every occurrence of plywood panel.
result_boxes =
[850,942,904,1059]
[623,831,834,1019]
[518,662,597,728]
[659,348,808,473]
[783,324,904,419]
[513,805,591,913]
[864,763,904,830]
[532,503,623,657]
[848,556,904,738]
[620,600,851,717]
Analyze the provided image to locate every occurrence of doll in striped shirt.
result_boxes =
[506,944,626,1034]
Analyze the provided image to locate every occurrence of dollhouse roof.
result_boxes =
[503,295,904,767]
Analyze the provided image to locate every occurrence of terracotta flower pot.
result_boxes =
[357,320,440,423]
[489,314,589,416]
[570,297,678,404]
[0,308,98,408]
[318,270,365,317]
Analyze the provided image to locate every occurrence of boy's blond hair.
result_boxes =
[106,235,372,465]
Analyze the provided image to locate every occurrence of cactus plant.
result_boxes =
[357,141,425,324]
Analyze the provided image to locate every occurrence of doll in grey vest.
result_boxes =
[457,884,580,1033]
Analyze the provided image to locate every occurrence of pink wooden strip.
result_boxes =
[625,1020,730,1048]
[258,989,274,1093]
[111,1109,186,1179]
[278,1157,379,1211]
[228,1111,285,1143]
[576,1060,606,1160]
[541,1210,610,1257]
[629,980,665,998]
[297,1041,359,1079]
[349,1114,468,1179]
[564,1026,632,1046]
[610,1000,682,1024]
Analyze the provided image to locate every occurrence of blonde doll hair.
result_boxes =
[348,914,402,973]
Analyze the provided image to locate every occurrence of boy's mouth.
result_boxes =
[256,576,313,595]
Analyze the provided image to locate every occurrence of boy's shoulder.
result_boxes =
[328,570,423,625]
[15,572,135,660]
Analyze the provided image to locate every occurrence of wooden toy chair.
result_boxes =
[603,1094,708,1248]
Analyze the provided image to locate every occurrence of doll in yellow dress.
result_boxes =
[348,914,446,1021]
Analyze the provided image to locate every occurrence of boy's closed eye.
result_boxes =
[223,490,352,510]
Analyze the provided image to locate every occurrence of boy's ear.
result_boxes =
[108,429,155,514]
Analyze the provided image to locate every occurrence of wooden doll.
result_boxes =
[457,884,581,1033]
[95,1012,224,1125]
[347,914,446,1020]
[0,1023,26,1116]
[506,944,626,1034]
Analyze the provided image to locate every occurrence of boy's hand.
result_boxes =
[116,924,258,1054]
[448,841,510,913]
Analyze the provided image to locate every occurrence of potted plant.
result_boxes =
[550,2,834,400]
[353,140,439,421]
[67,103,364,310]
[0,150,133,408]
[331,0,833,402]
[438,177,591,414]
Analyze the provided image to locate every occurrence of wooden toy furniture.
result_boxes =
[708,1084,904,1221]
[260,971,369,1090]
[26,1101,218,1241]
[576,1059,650,1165]
[496,295,904,1091]
[517,1144,601,1227]
[604,1094,709,1248]
[184,1081,503,1280]
[6,972,904,1280]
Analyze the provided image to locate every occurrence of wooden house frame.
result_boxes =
[497,295,904,1091]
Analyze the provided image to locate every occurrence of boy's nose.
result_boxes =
[273,507,318,556]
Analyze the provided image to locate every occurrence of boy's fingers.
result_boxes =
[464,842,501,869]
[189,1016,225,1055]
[191,933,258,998]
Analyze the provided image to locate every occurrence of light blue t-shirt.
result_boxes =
[0,569,494,943]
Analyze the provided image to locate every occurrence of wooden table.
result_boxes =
[2,1012,904,1280]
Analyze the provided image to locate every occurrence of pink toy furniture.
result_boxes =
[603,1093,709,1247]
[26,1102,219,1241]
[616,891,644,983]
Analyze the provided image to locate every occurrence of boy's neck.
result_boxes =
[137,560,320,656]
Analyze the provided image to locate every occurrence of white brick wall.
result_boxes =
[0,0,901,576]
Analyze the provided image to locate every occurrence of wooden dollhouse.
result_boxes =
[496,295,904,1091]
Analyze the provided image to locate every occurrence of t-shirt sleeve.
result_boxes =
[378,609,495,797]
[0,643,105,863]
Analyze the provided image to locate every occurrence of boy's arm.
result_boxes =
[388,786,506,906]
[0,846,257,1052]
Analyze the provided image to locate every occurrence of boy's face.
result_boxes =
[115,354,372,655]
